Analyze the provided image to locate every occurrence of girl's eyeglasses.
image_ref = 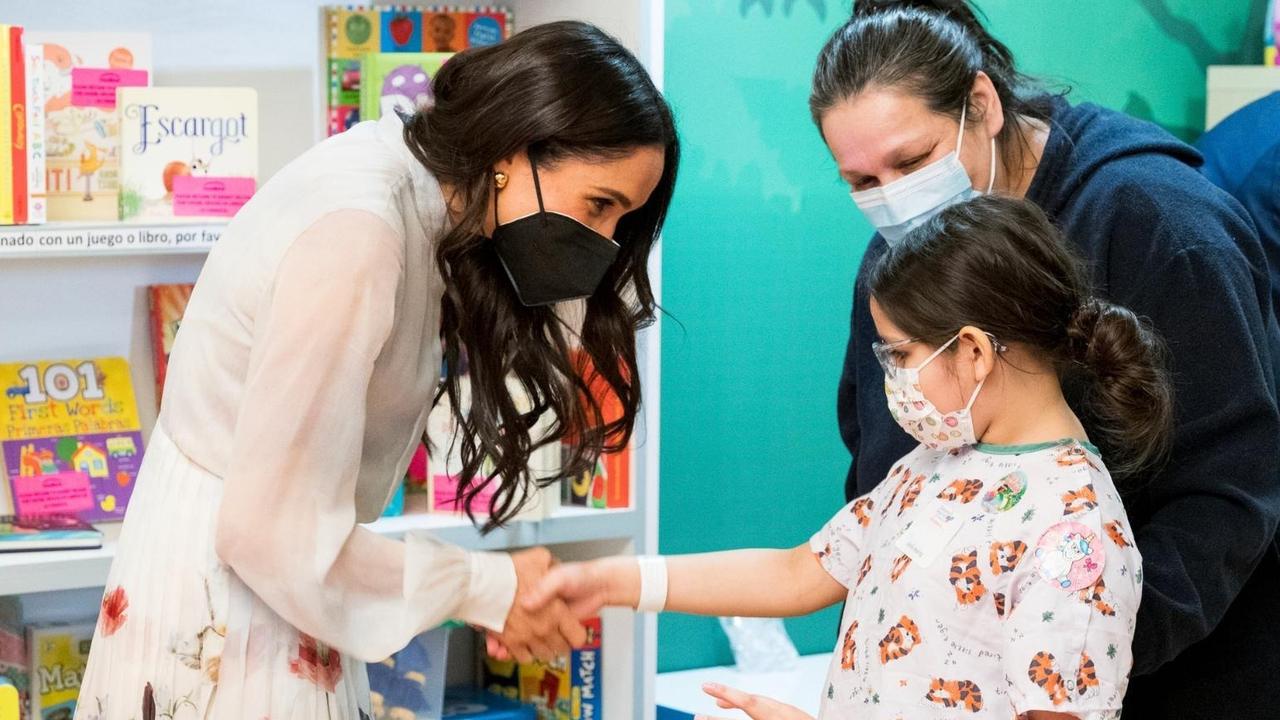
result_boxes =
[871,333,1008,379]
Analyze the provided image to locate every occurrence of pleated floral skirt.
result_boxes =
[75,425,371,720]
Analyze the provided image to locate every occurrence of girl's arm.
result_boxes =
[524,543,847,619]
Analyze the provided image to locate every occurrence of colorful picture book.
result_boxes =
[23,38,48,225]
[358,52,453,122]
[0,515,102,553]
[117,87,258,221]
[0,598,27,720]
[0,25,26,226]
[24,31,152,221]
[147,283,194,408]
[561,353,631,511]
[323,5,510,135]
[560,447,629,511]
[0,357,145,523]
[26,623,92,720]
[483,616,602,720]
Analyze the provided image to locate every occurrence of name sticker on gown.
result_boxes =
[895,501,964,567]
[1033,521,1105,591]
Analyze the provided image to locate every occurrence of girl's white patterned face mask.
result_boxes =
[875,333,1004,451]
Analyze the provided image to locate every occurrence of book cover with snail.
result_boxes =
[117,87,258,222]
[24,32,151,222]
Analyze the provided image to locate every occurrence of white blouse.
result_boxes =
[158,112,517,662]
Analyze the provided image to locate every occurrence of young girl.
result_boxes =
[523,196,1172,719]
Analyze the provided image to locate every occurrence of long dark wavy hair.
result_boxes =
[403,21,679,530]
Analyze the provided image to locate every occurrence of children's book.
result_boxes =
[147,284,194,408]
[0,358,145,523]
[560,449,628,511]
[26,624,92,720]
[117,87,257,221]
[0,25,29,226]
[323,6,509,135]
[0,515,102,553]
[358,52,452,122]
[23,32,151,221]
[0,26,14,225]
[24,41,47,225]
[561,353,630,511]
[483,617,602,720]
[0,598,27,720]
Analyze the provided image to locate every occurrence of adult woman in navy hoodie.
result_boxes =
[817,2,1280,717]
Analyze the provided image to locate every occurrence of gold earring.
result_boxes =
[494,172,508,190]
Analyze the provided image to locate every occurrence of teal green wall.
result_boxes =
[658,0,1268,673]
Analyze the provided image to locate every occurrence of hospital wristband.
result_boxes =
[635,555,669,613]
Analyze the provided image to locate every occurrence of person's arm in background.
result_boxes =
[1194,92,1280,335]
[1105,182,1280,676]
[837,239,884,502]
[836,283,862,500]
[1235,144,1280,322]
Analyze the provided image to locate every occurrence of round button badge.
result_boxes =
[1034,521,1105,592]
[981,470,1027,513]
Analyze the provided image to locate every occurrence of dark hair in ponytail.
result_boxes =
[869,195,1173,481]
[811,0,1057,180]
[403,21,679,531]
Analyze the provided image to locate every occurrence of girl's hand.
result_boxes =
[696,683,814,720]
[487,557,624,662]
[498,547,588,663]
[523,557,636,618]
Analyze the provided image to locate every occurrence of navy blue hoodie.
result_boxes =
[837,98,1280,718]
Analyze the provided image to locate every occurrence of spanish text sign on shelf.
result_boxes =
[0,223,221,255]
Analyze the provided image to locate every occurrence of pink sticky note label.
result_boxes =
[172,176,256,218]
[433,474,496,514]
[71,67,149,109]
[12,472,95,516]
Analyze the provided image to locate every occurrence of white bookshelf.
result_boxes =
[1,507,644,597]
[1,2,665,718]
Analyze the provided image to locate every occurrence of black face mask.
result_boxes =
[491,158,621,307]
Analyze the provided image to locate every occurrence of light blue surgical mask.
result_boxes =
[851,104,997,244]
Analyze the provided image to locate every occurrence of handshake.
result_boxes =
[486,547,635,663]
[495,548,813,720]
